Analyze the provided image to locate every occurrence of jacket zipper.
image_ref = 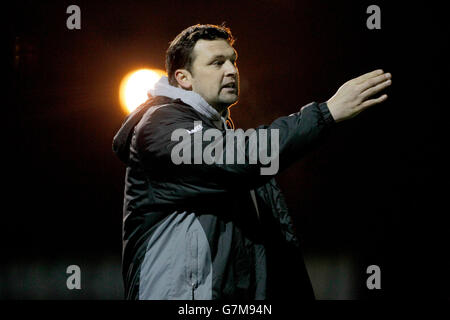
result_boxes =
[250,190,261,223]
[188,231,198,300]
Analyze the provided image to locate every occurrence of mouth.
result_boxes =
[222,82,237,90]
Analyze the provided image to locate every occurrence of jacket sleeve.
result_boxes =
[134,101,335,193]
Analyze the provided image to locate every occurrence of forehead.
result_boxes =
[192,39,237,62]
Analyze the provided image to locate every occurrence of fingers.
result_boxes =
[359,72,391,93]
[360,77,392,100]
[354,69,384,84]
[360,94,388,109]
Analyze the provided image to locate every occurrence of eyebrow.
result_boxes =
[209,52,238,61]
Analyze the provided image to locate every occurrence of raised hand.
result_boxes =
[326,69,392,123]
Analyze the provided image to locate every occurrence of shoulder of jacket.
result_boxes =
[134,99,202,137]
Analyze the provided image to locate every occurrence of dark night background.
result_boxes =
[3,0,448,299]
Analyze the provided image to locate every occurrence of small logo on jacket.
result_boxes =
[187,123,203,134]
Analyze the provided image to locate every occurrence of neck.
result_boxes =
[212,104,228,117]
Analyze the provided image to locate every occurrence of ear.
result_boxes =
[174,69,193,90]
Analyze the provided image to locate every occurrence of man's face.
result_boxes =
[188,39,239,112]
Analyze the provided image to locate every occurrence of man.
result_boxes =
[112,24,392,300]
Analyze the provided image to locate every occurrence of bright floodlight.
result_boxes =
[120,68,166,113]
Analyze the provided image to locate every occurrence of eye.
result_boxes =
[213,60,224,66]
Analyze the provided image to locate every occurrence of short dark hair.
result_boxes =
[165,24,235,86]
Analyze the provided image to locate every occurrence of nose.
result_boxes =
[224,60,238,77]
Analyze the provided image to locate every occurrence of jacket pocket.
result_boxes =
[186,230,199,300]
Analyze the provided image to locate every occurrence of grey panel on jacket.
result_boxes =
[139,211,213,299]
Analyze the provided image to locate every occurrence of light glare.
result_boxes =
[120,68,166,113]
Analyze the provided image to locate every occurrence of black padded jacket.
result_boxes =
[112,95,335,300]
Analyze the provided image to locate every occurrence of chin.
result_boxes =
[222,94,239,103]
[223,98,238,106]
